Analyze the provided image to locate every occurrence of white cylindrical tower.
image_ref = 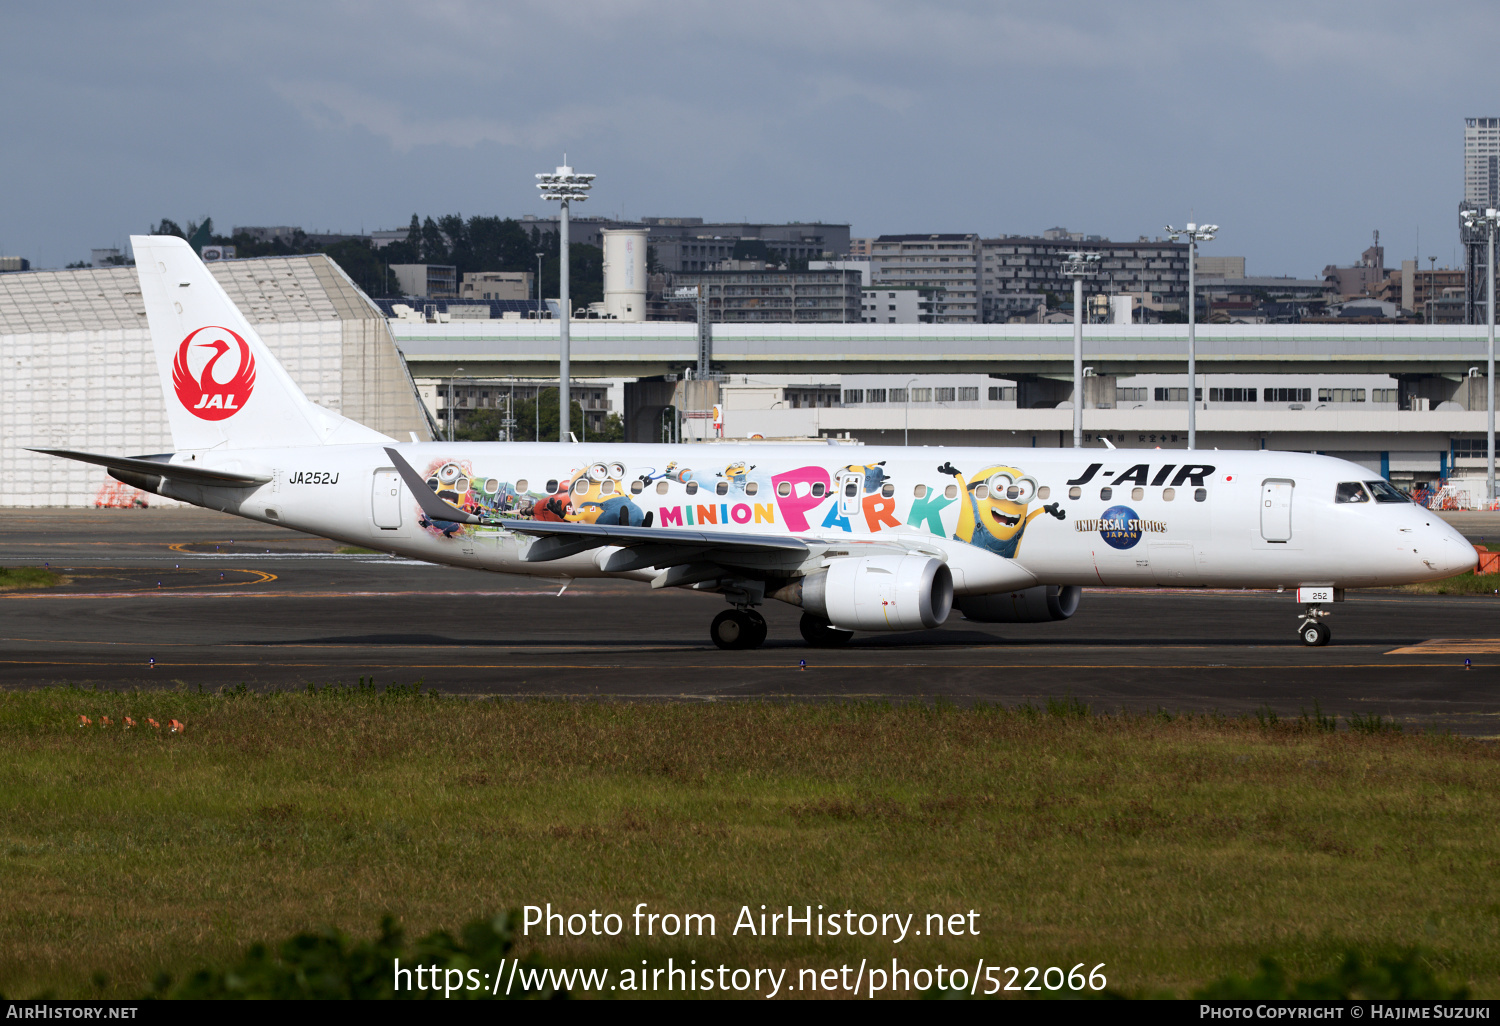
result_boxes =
[601,229,648,322]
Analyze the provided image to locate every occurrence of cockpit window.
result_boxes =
[1364,480,1411,504]
[1335,482,1369,504]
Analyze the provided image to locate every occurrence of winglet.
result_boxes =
[383,447,483,525]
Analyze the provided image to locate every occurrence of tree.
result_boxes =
[151,219,186,239]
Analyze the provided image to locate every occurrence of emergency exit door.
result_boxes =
[372,469,402,529]
[1260,479,1293,542]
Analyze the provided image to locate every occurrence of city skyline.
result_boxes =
[2,1,1498,277]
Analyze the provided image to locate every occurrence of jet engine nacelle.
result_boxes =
[802,554,953,631]
[955,584,1081,623]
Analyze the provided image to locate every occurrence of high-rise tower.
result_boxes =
[1464,118,1500,322]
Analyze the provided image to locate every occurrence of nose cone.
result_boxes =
[1439,523,1480,576]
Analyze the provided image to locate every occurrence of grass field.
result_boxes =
[0,567,63,591]
[1401,570,1500,596]
[1,686,1496,999]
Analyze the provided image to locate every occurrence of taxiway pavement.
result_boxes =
[1,509,1496,733]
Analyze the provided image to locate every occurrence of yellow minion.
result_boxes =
[938,462,1060,558]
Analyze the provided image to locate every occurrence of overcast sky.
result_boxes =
[3,1,1498,277]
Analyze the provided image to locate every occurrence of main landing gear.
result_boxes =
[1297,605,1331,647]
[710,608,768,650]
[798,612,853,648]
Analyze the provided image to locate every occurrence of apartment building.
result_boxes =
[869,234,980,323]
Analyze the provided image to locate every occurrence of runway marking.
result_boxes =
[0,568,279,597]
[0,660,1491,670]
[0,587,619,601]
[1386,639,1500,655]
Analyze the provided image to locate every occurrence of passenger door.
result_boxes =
[1260,479,1293,542]
[372,469,403,530]
[836,469,864,518]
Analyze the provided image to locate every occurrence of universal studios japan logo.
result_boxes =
[1075,505,1167,550]
[172,326,257,421]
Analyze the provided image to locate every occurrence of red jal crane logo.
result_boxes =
[172,327,256,420]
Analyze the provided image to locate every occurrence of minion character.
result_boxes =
[842,462,889,493]
[564,460,647,526]
[718,461,756,492]
[418,460,475,537]
[937,462,1065,558]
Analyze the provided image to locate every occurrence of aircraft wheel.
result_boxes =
[711,609,757,650]
[744,609,768,649]
[1299,622,1330,647]
[799,612,854,648]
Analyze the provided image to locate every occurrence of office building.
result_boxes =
[461,271,532,301]
[390,263,458,299]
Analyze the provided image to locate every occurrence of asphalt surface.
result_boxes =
[2,508,1498,732]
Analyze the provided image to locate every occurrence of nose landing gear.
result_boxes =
[1297,605,1331,646]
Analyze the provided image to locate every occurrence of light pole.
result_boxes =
[1165,222,1218,450]
[447,366,465,443]
[535,158,595,442]
[1460,207,1497,505]
[903,377,919,446]
[1062,252,1101,448]
[535,253,543,321]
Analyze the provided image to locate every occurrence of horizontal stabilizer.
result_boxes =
[32,449,271,487]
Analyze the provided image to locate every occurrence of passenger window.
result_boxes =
[1162,487,1175,501]
[913,484,927,498]
[944,484,958,499]
[1006,486,1019,500]
[601,480,615,496]
[515,478,528,493]
[656,480,669,495]
[1037,486,1050,500]
[1132,487,1144,501]
[974,484,989,499]
[1100,487,1112,500]
[1195,488,1207,502]
[545,479,558,494]
[880,483,894,498]
[777,481,792,498]
[1335,482,1369,504]
[572,478,589,495]
[487,478,501,493]
[1068,486,1081,500]
[745,482,759,496]
[1364,480,1411,504]
[455,478,469,493]
[844,482,857,497]
[716,481,729,496]
[811,482,826,498]
[630,479,643,494]
[686,481,698,495]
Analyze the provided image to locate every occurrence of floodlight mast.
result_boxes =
[1461,207,1497,505]
[1164,221,1218,450]
[1062,252,1101,448]
[535,160,596,442]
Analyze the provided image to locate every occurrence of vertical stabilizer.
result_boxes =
[131,235,392,450]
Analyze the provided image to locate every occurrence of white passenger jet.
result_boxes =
[36,236,1478,649]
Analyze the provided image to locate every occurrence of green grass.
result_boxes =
[3,686,1499,998]
[0,567,64,591]
[1400,570,1500,595]
[334,546,382,555]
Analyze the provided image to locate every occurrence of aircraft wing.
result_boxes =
[32,448,272,487]
[384,447,810,573]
